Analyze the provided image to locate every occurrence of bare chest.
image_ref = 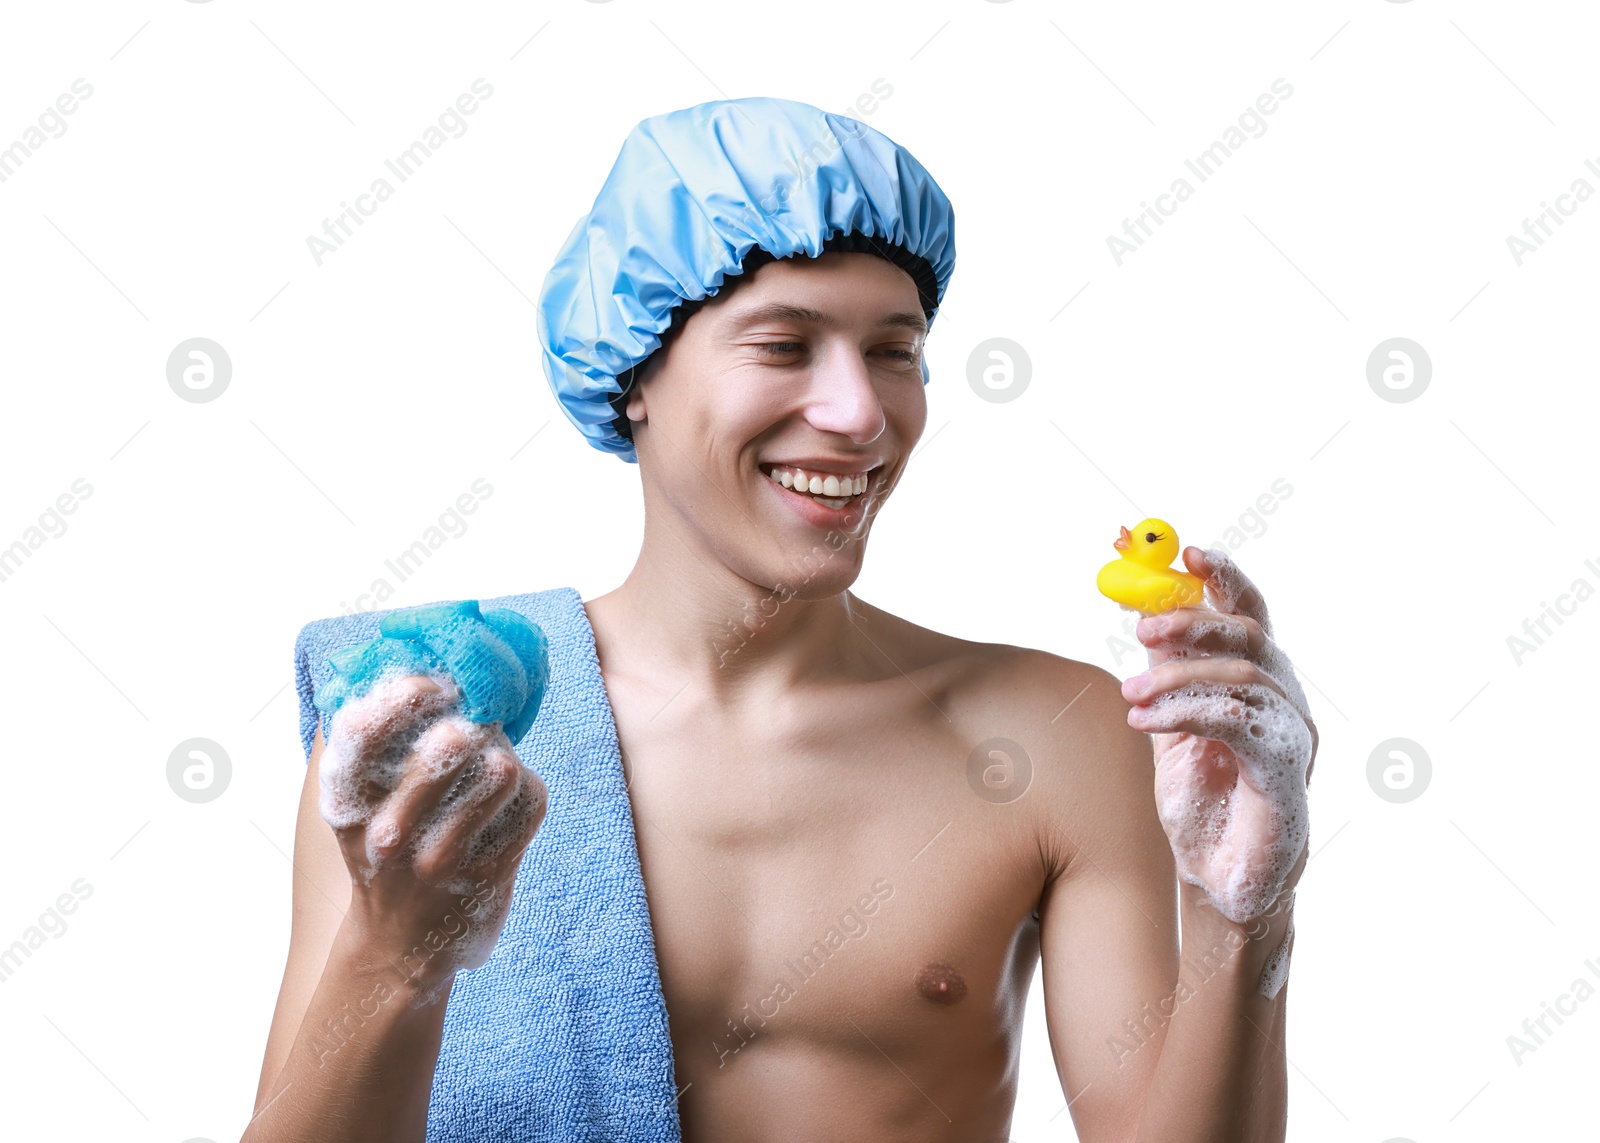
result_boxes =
[605,674,1048,1133]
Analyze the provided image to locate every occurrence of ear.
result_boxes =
[624,349,665,423]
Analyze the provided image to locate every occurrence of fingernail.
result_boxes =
[1125,671,1154,696]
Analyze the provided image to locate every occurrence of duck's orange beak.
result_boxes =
[1113,525,1130,552]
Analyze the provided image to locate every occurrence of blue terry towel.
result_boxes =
[292,586,683,1142]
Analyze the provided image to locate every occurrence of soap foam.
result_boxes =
[1181,618,1241,656]
[1151,679,1312,924]
[317,665,460,830]
[318,665,548,985]
[1201,547,1314,734]
[1257,903,1294,999]
[1133,549,1318,929]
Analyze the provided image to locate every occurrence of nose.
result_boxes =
[801,346,888,444]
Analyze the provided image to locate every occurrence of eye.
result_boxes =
[1145,531,1162,543]
[754,341,920,365]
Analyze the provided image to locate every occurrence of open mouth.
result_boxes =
[758,462,876,510]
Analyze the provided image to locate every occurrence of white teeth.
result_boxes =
[762,464,871,501]
[814,495,850,509]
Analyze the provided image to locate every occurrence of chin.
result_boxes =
[745,540,867,603]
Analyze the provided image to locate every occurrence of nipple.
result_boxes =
[914,962,968,1006]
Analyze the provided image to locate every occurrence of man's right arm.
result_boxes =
[243,722,450,1143]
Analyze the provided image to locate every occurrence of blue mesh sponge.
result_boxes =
[312,599,551,747]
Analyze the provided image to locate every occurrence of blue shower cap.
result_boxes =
[536,96,958,464]
[312,599,551,747]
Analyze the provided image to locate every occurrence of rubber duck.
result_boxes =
[1096,518,1206,614]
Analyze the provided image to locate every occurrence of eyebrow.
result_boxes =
[721,302,928,337]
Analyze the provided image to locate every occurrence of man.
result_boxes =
[250,97,1316,1142]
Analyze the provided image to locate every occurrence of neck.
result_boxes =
[585,515,871,709]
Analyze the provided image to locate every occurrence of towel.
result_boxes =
[293,586,683,1141]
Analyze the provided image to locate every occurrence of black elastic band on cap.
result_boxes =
[609,232,939,445]
[817,230,940,322]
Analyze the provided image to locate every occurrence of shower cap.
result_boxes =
[536,95,958,464]
[312,599,551,747]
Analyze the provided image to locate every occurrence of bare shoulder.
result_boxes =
[847,591,1128,734]
[848,594,1159,873]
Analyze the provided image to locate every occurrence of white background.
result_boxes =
[1,1,1595,1140]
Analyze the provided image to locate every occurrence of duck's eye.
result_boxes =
[1145,531,1162,543]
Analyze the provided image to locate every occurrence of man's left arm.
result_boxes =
[1132,879,1297,1141]
[1036,547,1317,1143]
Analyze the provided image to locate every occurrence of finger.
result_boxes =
[1137,601,1315,739]
[477,814,541,886]
[1127,654,1317,798]
[1179,549,1319,753]
[365,716,492,866]
[328,673,459,783]
[1129,681,1313,794]
[413,748,525,883]
[1123,654,1289,708]
[465,767,550,873]
[319,674,462,845]
[1136,607,1267,662]
[333,673,452,746]
[445,769,549,891]
[1184,547,1273,637]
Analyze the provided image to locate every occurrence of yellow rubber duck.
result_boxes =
[1096,517,1206,614]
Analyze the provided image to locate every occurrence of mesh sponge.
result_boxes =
[312,599,551,747]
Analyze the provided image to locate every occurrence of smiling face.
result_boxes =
[621,250,930,599]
